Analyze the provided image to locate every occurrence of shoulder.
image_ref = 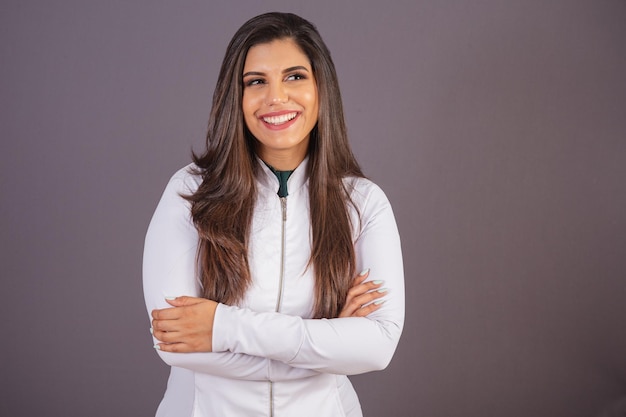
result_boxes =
[344,177,396,234]
[344,176,391,209]
[343,176,399,240]
[151,164,203,215]
[164,163,203,195]
[146,164,202,241]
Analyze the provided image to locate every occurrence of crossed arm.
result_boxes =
[151,269,386,353]
[143,171,404,380]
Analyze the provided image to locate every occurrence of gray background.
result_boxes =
[1,1,625,416]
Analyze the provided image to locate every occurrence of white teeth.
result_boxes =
[262,112,297,125]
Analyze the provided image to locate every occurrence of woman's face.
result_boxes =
[242,38,319,170]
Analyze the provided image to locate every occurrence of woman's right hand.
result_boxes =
[339,269,387,318]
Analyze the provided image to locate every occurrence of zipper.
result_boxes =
[270,196,288,417]
[269,381,274,417]
[275,196,288,312]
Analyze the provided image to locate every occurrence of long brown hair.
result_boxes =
[186,12,364,318]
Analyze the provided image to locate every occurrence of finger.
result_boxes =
[351,300,385,317]
[152,328,183,343]
[352,287,388,306]
[352,269,370,285]
[341,284,383,317]
[151,306,183,320]
[340,290,380,318]
[165,296,206,307]
[340,287,387,318]
[346,279,384,298]
[154,342,194,353]
[151,317,183,333]
[153,334,213,352]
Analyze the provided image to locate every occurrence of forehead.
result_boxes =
[243,38,311,71]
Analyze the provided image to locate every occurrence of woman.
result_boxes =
[143,12,404,417]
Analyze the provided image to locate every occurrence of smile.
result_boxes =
[261,112,299,126]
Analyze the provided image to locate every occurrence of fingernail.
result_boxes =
[377,288,389,293]
[165,296,176,301]
[374,300,386,305]
[359,269,370,276]
[373,280,384,285]
[153,344,161,350]
[149,327,154,335]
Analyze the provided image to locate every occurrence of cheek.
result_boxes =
[308,92,319,119]
[242,95,252,116]
[306,92,316,105]
[242,95,257,124]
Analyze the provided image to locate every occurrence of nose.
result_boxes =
[265,82,288,105]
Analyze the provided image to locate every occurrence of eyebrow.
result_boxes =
[242,65,310,78]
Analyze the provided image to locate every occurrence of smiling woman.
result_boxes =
[242,39,319,170]
[143,12,404,417]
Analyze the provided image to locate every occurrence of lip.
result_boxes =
[258,110,301,131]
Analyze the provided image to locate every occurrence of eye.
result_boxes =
[285,72,307,81]
[244,78,265,87]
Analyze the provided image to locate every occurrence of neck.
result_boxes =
[257,152,305,171]
[254,140,309,170]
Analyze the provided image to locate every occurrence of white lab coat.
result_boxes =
[143,157,404,416]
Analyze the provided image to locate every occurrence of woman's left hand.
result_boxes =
[339,269,387,318]
[151,296,218,353]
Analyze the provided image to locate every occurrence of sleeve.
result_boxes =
[211,183,405,375]
[142,168,320,381]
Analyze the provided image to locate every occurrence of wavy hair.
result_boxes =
[186,12,364,318]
